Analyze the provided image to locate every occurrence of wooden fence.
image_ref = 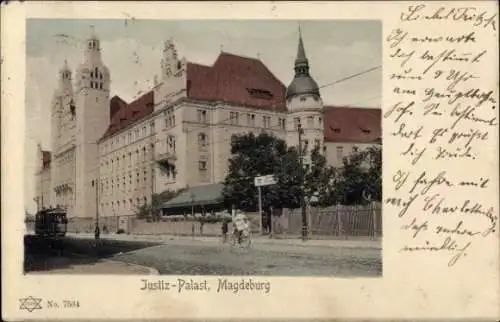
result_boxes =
[271,203,382,238]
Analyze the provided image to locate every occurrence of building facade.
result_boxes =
[35,29,381,219]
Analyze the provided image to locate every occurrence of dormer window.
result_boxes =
[360,127,371,134]
[329,125,340,133]
[247,88,273,100]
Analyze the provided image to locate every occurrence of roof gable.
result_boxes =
[187,52,287,111]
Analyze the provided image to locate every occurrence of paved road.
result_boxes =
[25,234,381,276]
[111,237,382,277]
[24,235,160,274]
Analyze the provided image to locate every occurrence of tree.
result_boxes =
[222,132,289,212]
[222,133,337,212]
[336,145,382,205]
[135,189,185,221]
[304,146,339,206]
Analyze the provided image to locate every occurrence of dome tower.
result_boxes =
[285,27,325,159]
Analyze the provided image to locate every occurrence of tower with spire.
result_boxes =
[71,25,111,219]
[285,27,325,158]
[49,58,77,207]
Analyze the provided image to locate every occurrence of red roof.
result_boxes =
[42,151,51,169]
[100,52,287,141]
[109,96,127,120]
[101,91,155,140]
[186,52,286,111]
[323,106,381,143]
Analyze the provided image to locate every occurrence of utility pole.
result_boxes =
[298,122,308,241]
[92,178,100,241]
[258,185,263,234]
[95,178,99,227]
[150,141,155,220]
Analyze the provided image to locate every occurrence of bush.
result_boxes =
[116,229,125,234]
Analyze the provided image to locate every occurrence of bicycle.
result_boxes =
[230,229,251,249]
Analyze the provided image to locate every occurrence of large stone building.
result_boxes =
[35,28,381,218]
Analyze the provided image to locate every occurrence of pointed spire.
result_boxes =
[296,25,307,63]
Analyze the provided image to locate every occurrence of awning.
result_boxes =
[161,183,225,210]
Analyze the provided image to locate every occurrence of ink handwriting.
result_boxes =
[387,3,498,268]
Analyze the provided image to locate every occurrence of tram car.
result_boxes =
[35,207,68,238]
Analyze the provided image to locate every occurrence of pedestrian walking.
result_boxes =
[94,223,100,240]
[221,219,229,243]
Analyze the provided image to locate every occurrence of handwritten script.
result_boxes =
[385,4,498,267]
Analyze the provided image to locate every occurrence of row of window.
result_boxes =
[229,111,285,130]
[293,116,323,130]
[102,197,148,213]
[99,168,151,195]
[90,81,103,89]
[101,146,152,172]
[200,109,321,131]
[103,121,155,153]
[336,146,359,162]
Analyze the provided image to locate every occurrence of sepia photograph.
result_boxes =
[3,1,498,320]
[24,19,382,277]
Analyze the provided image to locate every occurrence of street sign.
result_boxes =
[254,175,277,187]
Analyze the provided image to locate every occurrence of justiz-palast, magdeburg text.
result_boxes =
[139,278,271,294]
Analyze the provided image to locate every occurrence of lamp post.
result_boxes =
[92,178,100,240]
[191,192,195,237]
[298,122,308,241]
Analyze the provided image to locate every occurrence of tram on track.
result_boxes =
[35,207,68,238]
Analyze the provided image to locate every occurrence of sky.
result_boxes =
[25,19,381,212]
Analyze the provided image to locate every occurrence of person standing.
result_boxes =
[221,219,229,243]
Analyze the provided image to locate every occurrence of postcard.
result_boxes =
[1,1,498,320]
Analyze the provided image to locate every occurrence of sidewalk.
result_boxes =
[67,232,381,249]
[29,256,159,275]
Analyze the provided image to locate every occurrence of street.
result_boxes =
[24,234,160,274]
[24,234,381,276]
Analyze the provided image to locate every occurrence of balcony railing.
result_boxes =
[156,151,177,162]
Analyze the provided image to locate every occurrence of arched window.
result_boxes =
[95,67,98,77]
[99,83,103,90]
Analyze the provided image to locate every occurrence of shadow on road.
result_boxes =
[24,235,160,274]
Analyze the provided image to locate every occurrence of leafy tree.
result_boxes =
[135,189,185,221]
[223,132,289,212]
[337,145,382,205]
[222,133,337,212]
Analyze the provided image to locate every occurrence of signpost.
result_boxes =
[254,175,277,234]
